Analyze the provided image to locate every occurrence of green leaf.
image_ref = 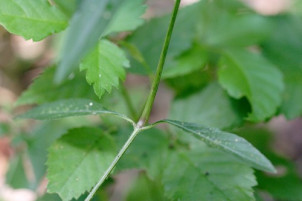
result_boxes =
[235,127,302,201]
[52,0,79,17]
[218,49,284,121]
[0,0,68,41]
[280,69,302,119]
[170,82,247,129]
[6,118,93,190]
[36,193,61,201]
[162,145,257,201]
[262,16,302,119]
[80,39,129,98]
[127,2,198,74]
[125,173,166,201]
[0,123,9,136]
[17,99,133,124]
[117,128,170,180]
[47,127,116,201]
[16,67,98,106]
[162,42,207,79]
[5,155,30,189]
[197,0,271,48]
[155,119,276,173]
[55,0,146,83]
[103,0,146,35]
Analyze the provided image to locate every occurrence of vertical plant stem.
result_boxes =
[85,126,141,201]
[139,0,181,125]
[85,1,181,200]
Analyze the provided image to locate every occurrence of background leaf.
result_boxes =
[116,128,170,180]
[262,15,302,119]
[52,0,79,17]
[235,127,302,201]
[196,0,271,48]
[47,127,116,201]
[55,0,146,82]
[162,145,257,201]
[170,82,248,129]
[103,0,146,35]
[125,172,166,201]
[0,0,68,41]
[218,49,284,121]
[127,2,198,74]
[6,118,93,190]
[162,42,207,79]
[80,39,129,98]
[16,67,98,106]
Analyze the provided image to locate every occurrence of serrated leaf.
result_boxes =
[6,119,91,190]
[17,99,133,124]
[16,67,98,106]
[0,0,68,41]
[262,16,302,119]
[80,39,129,98]
[55,0,146,82]
[155,119,276,173]
[218,49,284,121]
[170,82,247,129]
[47,127,116,201]
[280,69,302,119]
[163,145,257,201]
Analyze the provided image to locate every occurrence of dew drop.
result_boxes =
[235,138,239,142]
[89,102,93,106]
[99,74,102,78]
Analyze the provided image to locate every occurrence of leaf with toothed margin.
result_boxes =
[153,119,276,173]
[0,0,68,41]
[163,145,257,201]
[55,0,146,83]
[16,99,134,124]
[218,49,284,122]
[80,39,129,99]
[47,127,116,201]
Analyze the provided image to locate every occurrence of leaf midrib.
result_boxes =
[175,123,266,171]
[57,137,102,198]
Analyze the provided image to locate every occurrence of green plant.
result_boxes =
[1,0,302,201]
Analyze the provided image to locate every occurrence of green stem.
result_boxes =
[120,85,138,121]
[85,126,141,201]
[85,1,181,200]
[139,0,181,125]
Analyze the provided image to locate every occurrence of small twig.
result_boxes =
[85,125,142,201]
[139,0,181,125]
[85,1,181,200]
